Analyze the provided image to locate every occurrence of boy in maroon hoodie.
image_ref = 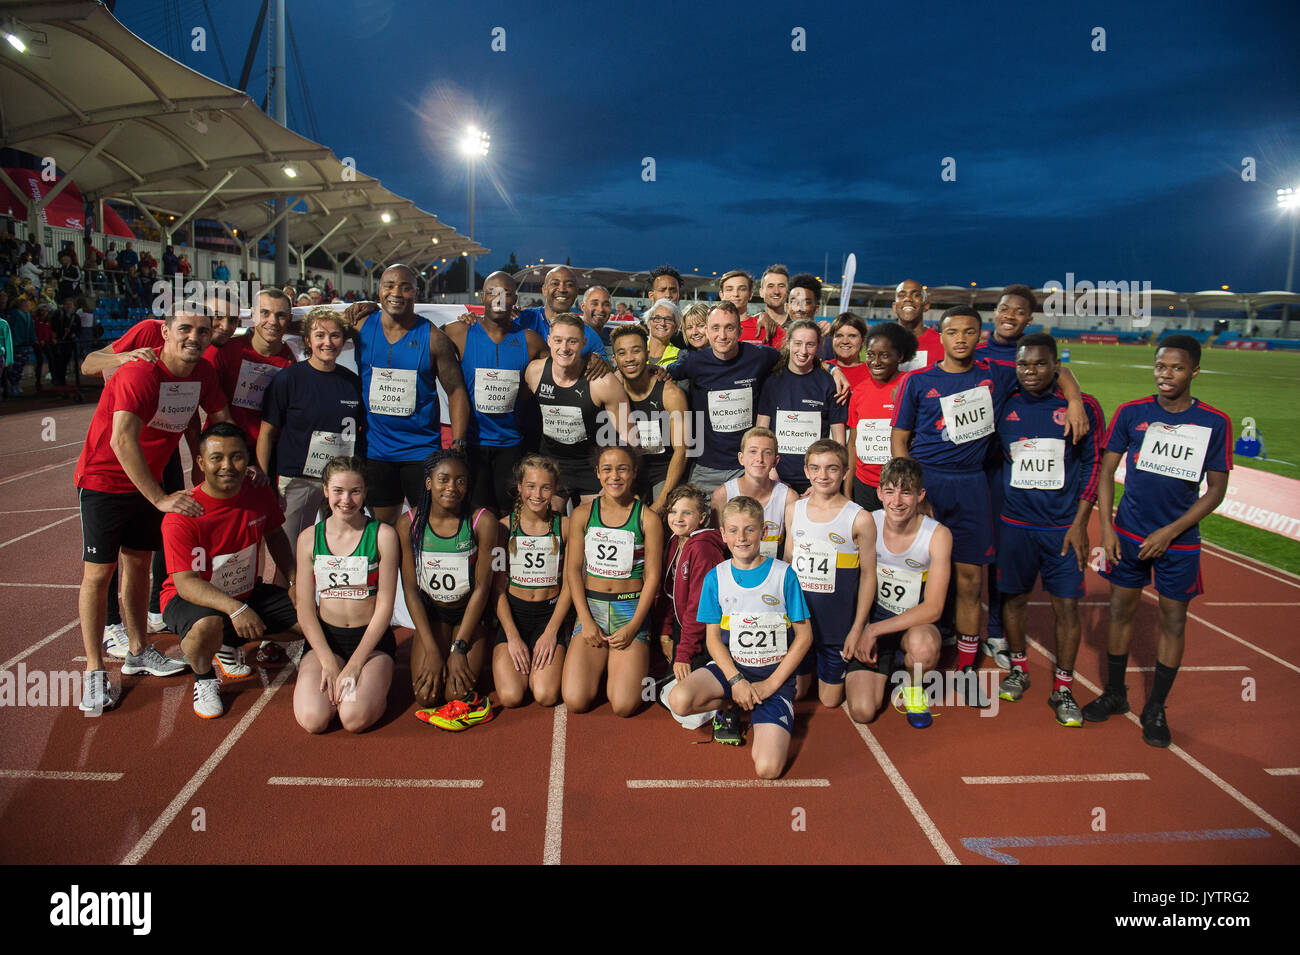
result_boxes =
[655,484,728,682]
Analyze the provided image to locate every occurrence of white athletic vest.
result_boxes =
[723,478,790,559]
[789,498,863,594]
[716,558,792,669]
[869,510,938,616]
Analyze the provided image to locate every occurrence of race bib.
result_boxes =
[369,367,418,416]
[855,418,892,465]
[728,612,788,668]
[418,551,471,603]
[1009,437,1066,490]
[510,535,561,588]
[148,381,201,433]
[232,360,279,411]
[707,388,753,433]
[899,350,928,373]
[635,417,664,454]
[314,554,369,600]
[760,519,782,559]
[775,410,822,456]
[303,430,355,479]
[792,539,837,593]
[939,386,994,444]
[1136,422,1211,482]
[541,404,587,445]
[876,564,924,616]
[474,368,520,415]
[211,544,257,598]
[585,527,635,578]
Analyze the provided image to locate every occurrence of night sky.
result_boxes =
[109,0,1300,292]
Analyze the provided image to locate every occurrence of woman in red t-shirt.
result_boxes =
[826,313,871,391]
[846,321,916,511]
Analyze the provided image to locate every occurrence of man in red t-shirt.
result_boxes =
[74,309,233,713]
[211,288,295,449]
[891,279,944,372]
[160,422,300,719]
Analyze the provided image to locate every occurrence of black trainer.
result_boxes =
[712,705,744,746]
[1082,685,1129,723]
[1141,703,1171,748]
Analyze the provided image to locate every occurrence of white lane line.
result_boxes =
[1139,591,1300,676]
[626,778,831,789]
[0,441,82,457]
[841,702,960,864]
[1203,602,1300,607]
[0,582,81,589]
[0,769,123,781]
[0,507,79,514]
[1202,543,1300,588]
[1264,768,1300,776]
[962,773,1150,785]
[0,457,78,486]
[1028,600,1111,606]
[268,776,483,788]
[543,704,567,866]
[121,664,295,865]
[1025,635,1300,849]
[0,514,80,549]
[1127,665,1250,672]
[1,618,79,671]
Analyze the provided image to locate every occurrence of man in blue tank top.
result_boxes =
[351,264,471,524]
[444,271,547,512]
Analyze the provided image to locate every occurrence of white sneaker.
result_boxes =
[982,636,1012,670]
[122,644,188,677]
[212,645,255,682]
[102,623,130,660]
[147,611,166,633]
[192,678,223,719]
[78,669,118,714]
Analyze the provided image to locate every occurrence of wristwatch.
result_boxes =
[450,639,470,655]
[727,672,745,687]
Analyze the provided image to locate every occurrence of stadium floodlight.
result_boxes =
[459,126,491,295]
[6,31,23,51]
[1278,187,1297,210]
[380,211,392,224]
[282,164,298,178]
[1279,185,1299,331]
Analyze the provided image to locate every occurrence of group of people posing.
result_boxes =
[69,262,1232,778]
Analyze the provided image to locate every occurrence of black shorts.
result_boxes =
[494,593,570,648]
[668,620,712,672]
[467,444,524,514]
[555,457,602,498]
[844,631,903,677]
[852,481,883,513]
[78,487,163,563]
[420,592,469,629]
[636,453,671,499]
[163,581,298,644]
[314,618,397,660]
[364,457,428,510]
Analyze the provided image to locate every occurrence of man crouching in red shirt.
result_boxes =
[159,422,302,719]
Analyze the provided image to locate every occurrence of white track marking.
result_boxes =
[543,703,567,865]
[1138,591,1300,676]
[1201,542,1300,588]
[0,441,81,457]
[1,618,79,671]
[1029,600,1110,606]
[841,702,959,864]
[0,582,80,589]
[0,769,122,781]
[1025,635,1300,848]
[1203,602,1300,607]
[121,664,295,865]
[268,777,483,788]
[0,507,79,514]
[626,778,831,788]
[1264,768,1300,776]
[0,457,78,486]
[1127,665,1250,672]
[0,515,79,549]
[962,773,1149,784]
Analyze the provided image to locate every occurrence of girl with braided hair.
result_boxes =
[491,455,572,708]
[396,449,497,729]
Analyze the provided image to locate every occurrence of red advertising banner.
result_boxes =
[1220,340,1268,350]
[1116,459,1300,541]
[1081,334,1120,344]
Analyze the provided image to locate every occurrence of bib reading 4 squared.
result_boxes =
[729,612,788,668]
[314,554,368,599]
[232,361,279,411]
[369,367,418,416]
[708,388,752,432]
[939,386,994,443]
[776,411,821,456]
[511,536,560,587]
[855,418,892,465]
[1136,422,1211,482]
[211,544,257,597]
[475,368,520,415]
[148,381,201,432]
[304,430,355,479]
[877,564,923,615]
[1009,437,1066,490]
[418,552,471,603]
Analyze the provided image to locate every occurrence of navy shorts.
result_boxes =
[997,521,1086,599]
[1101,526,1203,602]
[705,661,796,733]
[798,591,854,685]
[921,465,994,565]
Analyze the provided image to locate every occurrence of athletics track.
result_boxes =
[1,403,1297,866]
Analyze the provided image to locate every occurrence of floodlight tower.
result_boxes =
[459,126,490,296]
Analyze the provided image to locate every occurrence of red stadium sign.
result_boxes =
[1221,340,1267,350]
[1081,334,1119,344]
